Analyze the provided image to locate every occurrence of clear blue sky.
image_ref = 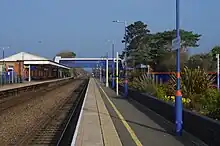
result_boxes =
[0,0,219,59]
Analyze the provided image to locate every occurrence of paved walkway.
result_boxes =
[72,78,207,146]
[72,78,122,146]
[0,82,35,92]
[0,77,71,92]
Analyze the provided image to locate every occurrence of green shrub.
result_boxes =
[162,95,191,105]
[198,89,220,120]
[128,68,220,120]
[169,66,215,94]
[155,85,191,105]
[131,73,156,95]
[129,70,142,82]
[155,85,169,101]
[168,66,215,109]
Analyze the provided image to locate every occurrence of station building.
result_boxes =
[0,52,70,82]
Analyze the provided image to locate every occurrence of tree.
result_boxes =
[121,21,150,61]
[203,46,220,71]
[56,50,76,58]
[123,21,150,45]
[55,51,77,76]
[135,29,200,71]
[209,46,220,61]
[187,53,212,71]
[120,21,202,72]
[156,52,188,72]
[179,30,201,51]
[151,30,201,52]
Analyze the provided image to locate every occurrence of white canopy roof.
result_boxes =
[23,60,70,69]
[0,52,70,69]
[0,52,48,61]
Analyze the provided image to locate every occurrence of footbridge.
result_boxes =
[54,56,123,69]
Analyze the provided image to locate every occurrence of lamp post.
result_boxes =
[107,40,115,89]
[217,54,219,91]
[113,20,128,97]
[0,47,5,85]
[112,42,115,88]
[101,56,105,83]
[2,47,5,71]
[0,46,9,85]
[116,52,119,95]
[99,60,102,82]
[175,0,183,136]
[0,46,9,71]
[106,53,109,87]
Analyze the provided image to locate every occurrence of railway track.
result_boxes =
[0,78,76,114]
[16,78,88,146]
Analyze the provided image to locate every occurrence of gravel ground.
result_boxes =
[0,79,83,145]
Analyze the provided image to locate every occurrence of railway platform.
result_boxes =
[0,81,36,92]
[71,78,207,146]
[72,78,122,146]
[0,77,74,100]
[0,77,70,92]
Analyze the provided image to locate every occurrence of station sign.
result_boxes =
[23,65,37,70]
[172,37,181,50]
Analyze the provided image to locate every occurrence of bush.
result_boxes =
[155,85,168,101]
[199,88,220,120]
[128,68,220,120]
[168,66,216,109]
[130,73,156,95]
[129,70,142,82]
[164,96,191,105]
[168,66,215,96]
[155,84,191,105]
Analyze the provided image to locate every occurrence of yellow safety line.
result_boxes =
[99,85,143,146]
